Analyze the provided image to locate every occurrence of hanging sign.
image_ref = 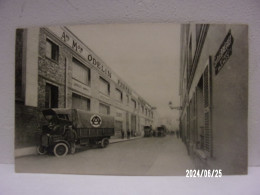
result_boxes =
[214,31,234,75]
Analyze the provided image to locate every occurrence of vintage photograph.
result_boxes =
[14,23,248,176]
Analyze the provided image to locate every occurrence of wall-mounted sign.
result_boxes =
[72,79,91,96]
[61,32,83,53]
[87,54,111,78]
[47,27,112,79]
[214,30,234,75]
[117,80,132,94]
[99,92,111,103]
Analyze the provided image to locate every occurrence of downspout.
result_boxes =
[64,57,68,108]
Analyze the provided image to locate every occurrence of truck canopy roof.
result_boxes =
[42,108,114,129]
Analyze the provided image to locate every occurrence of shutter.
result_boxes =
[191,92,197,143]
[203,59,212,156]
[187,104,190,142]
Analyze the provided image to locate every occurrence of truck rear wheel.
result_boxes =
[53,143,68,157]
[37,146,47,155]
[101,138,109,148]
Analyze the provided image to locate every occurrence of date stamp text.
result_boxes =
[186,169,222,177]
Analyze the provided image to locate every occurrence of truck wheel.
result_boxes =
[53,143,68,157]
[101,138,109,148]
[37,146,47,155]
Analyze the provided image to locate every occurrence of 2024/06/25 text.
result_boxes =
[186,169,222,177]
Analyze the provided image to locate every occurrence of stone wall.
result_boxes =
[15,102,42,148]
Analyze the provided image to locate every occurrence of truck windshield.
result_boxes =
[45,115,55,121]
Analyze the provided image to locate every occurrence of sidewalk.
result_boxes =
[110,136,143,144]
[15,136,144,157]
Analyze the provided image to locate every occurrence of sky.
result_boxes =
[68,23,181,125]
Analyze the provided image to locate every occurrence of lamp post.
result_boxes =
[168,101,182,110]
[168,101,182,139]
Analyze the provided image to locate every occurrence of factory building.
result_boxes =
[15,26,155,155]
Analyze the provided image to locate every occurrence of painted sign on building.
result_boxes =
[72,79,91,96]
[47,26,112,79]
[117,79,132,94]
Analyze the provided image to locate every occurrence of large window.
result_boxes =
[115,88,123,102]
[72,58,90,86]
[46,38,59,62]
[99,77,110,95]
[45,83,58,108]
[72,93,90,111]
[131,99,136,109]
[99,103,110,115]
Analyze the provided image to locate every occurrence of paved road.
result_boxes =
[15,136,195,176]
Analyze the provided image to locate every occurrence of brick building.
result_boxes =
[15,26,155,156]
[179,24,248,174]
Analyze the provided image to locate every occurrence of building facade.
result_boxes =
[179,24,248,174]
[15,27,154,152]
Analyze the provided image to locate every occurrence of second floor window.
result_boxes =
[99,103,110,115]
[115,88,123,102]
[46,39,59,62]
[72,58,90,86]
[131,99,136,109]
[99,77,110,95]
[72,93,90,111]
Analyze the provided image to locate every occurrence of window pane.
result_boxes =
[46,39,59,61]
[115,89,122,101]
[99,103,110,115]
[45,83,58,108]
[72,59,90,85]
[72,93,90,111]
[52,43,59,61]
[46,41,52,59]
[99,77,110,95]
[131,99,136,109]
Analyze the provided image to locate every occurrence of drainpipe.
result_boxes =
[64,57,68,108]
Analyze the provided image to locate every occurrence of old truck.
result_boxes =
[153,125,167,137]
[37,108,115,157]
[143,125,153,137]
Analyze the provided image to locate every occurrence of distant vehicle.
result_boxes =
[143,125,153,137]
[155,125,167,137]
[37,109,115,157]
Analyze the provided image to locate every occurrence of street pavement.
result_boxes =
[15,135,195,176]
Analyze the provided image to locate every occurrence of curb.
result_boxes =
[110,136,143,144]
[15,137,144,158]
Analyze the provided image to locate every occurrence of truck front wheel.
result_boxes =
[53,143,69,157]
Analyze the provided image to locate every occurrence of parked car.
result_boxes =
[37,108,115,157]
